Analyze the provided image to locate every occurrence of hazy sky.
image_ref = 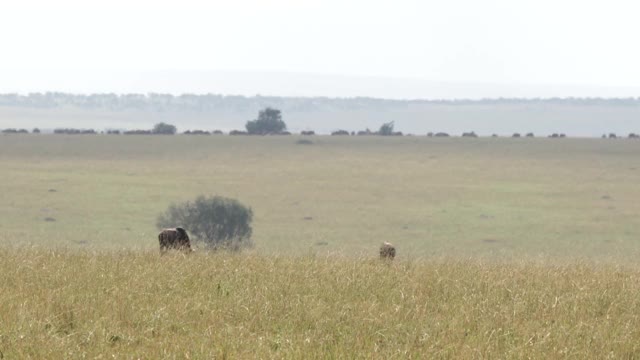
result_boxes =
[1,0,639,98]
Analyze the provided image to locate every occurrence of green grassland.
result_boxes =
[2,134,640,358]
[1,135,639,259]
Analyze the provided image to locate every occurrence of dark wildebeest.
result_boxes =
[379,242,396,260]
[158,227,192,254]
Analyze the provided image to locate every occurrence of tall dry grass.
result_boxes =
[2,247,640,358]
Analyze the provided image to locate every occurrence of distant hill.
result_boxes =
[2,92,640,112]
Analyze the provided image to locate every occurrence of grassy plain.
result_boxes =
[1,134,639,259]
[1,134,640,358]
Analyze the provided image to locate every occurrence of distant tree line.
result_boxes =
[2,107,639,139]
[2,92,640,114]
[2,128,30,134]
[4,126,639,139]
[53,128,97,134]
[0,92,407,112]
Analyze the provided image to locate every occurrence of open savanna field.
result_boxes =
[1,134,640,358]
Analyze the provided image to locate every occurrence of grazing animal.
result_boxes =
[158,227,192,254]
[379,242,396,260]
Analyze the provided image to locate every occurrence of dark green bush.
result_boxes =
[378,121,395,136]
[157,195,253,251]
[245,108,287,135]
[152,122,177,135]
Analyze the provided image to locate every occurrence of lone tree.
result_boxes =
[245,107,286,135]
[153,122,177,135]
[157,195,253,251]
[378,121,395,136]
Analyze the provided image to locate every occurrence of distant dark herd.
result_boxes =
[2,128,640,139]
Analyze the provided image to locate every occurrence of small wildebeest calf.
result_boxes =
[158,227,192,254]
[379,242,396,260]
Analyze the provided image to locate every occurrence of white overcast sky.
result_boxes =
[1,0,639,98]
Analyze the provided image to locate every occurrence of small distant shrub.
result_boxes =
[32,128,41,134]
[526,132,534,137]
[157,195,253,251]
[435,132,449,137]
[229,130,248,136]
[301,130,315,136]
[213,130,224,135]
[378,121,395,136]
[246,107,287,135]
[296,139,313,145]
[184,130,210,135]
[123,130,152,135]
[462,132,478,137]
[53,128,96,134]
[331,130,350,136]
[2,128,28,134]
[153,122,177,135]
[512,133,521,138]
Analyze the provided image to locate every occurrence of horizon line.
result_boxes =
[1,92,640,103]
